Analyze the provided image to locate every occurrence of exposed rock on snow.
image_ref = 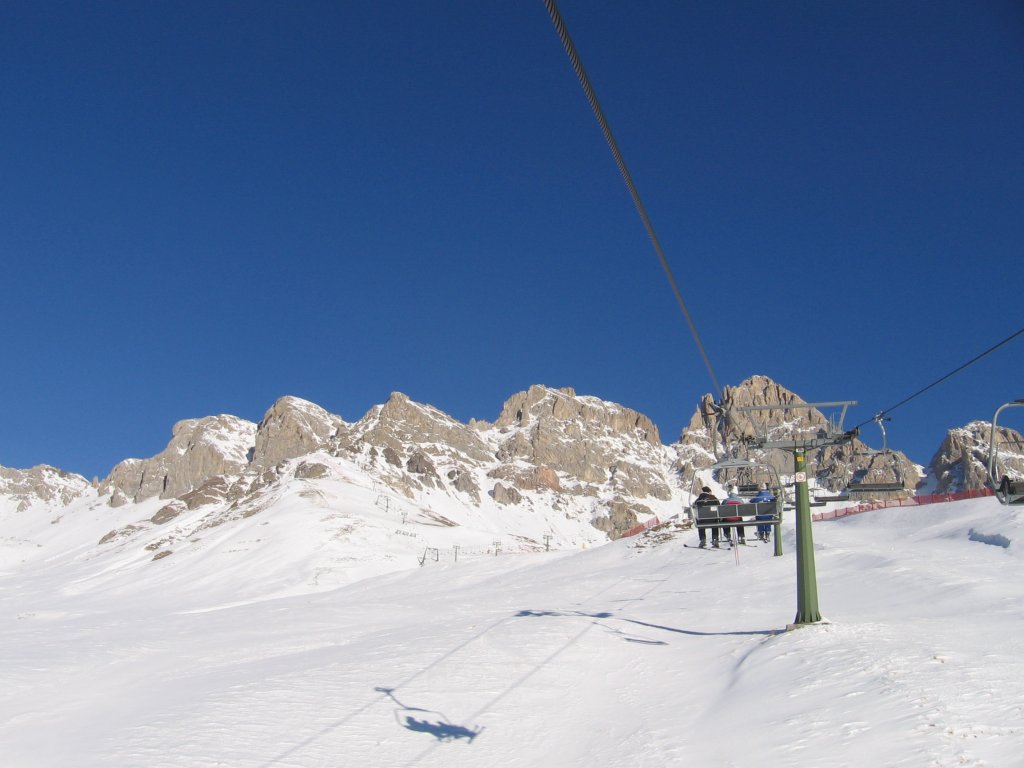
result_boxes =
[0,465,92,512]
[676,375,921,494]
[4,376,985,575]
[350,392,492,464]
[591,497,654,538]
[486,384,670,500]
[100,415,257,504]
[251,396,342,469]
[928,420,1024,493]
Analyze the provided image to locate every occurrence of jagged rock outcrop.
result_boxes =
[678,375,834,479]
[492,385,660,445]
[180,476,233,510]
[0,465,92,512]
[987,422,1024,483]
[151,500,187,525]
[491,482,522,505]
[294,461,330,480]
[485,385,670,501]
[349,392,492,464]
[100,415,257,504]
[345,392,494,497]
[9,375,974,571]
[487,465,563,493]
[446,468,481,501]
[251,396,344,469]
[928,420,1024,493]
[676,375,921,494]
[405,450,440,489]
[591,498,653,540]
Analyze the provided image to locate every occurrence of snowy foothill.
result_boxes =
[2,488,1022,767]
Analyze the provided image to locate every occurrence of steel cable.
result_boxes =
[854,325,1024,431]
[542,0,723,401]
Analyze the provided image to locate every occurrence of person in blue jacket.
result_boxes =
[750,484,776,542]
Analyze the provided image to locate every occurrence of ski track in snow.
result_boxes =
[2,498,1023,767]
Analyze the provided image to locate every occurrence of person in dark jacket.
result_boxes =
[693,486,721,548]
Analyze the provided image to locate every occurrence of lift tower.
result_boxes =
[735,401,858,626]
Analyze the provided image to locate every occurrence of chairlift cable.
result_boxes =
[853,324,1024,431]
[542,0,723,402]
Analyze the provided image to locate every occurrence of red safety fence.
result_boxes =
[620,487,996,538]
[812,487,995,522]
[620,515,664,539]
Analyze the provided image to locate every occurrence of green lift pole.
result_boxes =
[734,401,856,628]
[792,449,821,624]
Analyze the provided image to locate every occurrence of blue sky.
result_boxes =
[3,1,1022,480]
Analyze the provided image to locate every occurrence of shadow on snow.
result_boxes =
[515,609,782,638]
[374,687,484,743]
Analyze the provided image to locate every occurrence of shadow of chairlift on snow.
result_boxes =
[516,609,781,639]
[373,687,484,743]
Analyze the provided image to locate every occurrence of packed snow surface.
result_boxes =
[3,497,1022,767]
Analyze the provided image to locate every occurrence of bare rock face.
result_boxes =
[678,375,830,478]
[486,465,563,493]
[446,468,481,501]
[100,415,257,504]
[928,420,1024,493]
[405,450,440,489]
[987,421,1024,482]
[491,482,523,505]
[487,385,669,499]
[251,396,344,469]
[294,461,331,480]
[493,385,660,445]
[349,392,493,465]
[675,375,921,494]
[151,500,187,524]
[591,498,653,540]
[0,465,93,512]
[180,476,233,510]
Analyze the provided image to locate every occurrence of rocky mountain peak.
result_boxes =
[6,376,981,561]
[492,384,660,446]
[348,392,493,465]
[485,385,670,518]
[677,375,921,494]
[251,396,344,469]
[928,419,1024,493]
[0,464,92,512]
[100,414,257,504]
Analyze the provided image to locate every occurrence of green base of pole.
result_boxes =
[793,449,821,624]
[786,618,831,631]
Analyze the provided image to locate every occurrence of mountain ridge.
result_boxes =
[3,377,1022,596]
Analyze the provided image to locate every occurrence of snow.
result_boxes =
[2,492,1023,767]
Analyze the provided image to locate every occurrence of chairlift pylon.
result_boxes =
[986,400,1024,505]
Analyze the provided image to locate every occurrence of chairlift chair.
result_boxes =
[846,416,906,495]
[683,458,785,554]
[987,400,1024,505]
[813,487,850,503]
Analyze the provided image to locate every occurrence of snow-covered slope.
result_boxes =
[2,496,1021,767]
[5,380,1017,603]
